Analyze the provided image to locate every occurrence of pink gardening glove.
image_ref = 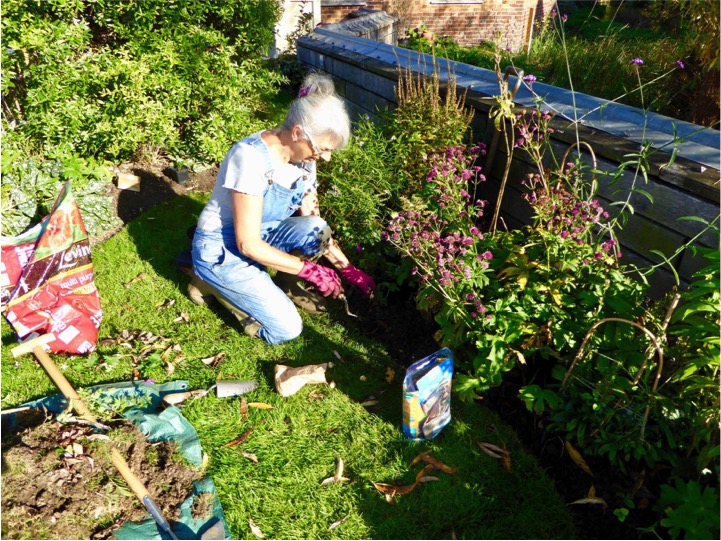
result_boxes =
[298,260,343,298]
[338,265,376,298]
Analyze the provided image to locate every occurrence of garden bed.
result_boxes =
[1,415,203,540]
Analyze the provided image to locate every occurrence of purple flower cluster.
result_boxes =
[514,110,555,148]
[425,144,487,217]
[630,57,644,66]
[522,178,611,250]
[384,210,491,288]
[383,143,498,321]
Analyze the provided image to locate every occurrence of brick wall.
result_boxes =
[320,0,556,50]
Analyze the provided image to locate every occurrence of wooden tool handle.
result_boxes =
[111,448,150,501]
[11,333,96,422]
[31,345,97,422]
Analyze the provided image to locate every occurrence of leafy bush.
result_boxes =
[1,149,121,238]
[1,0,285,237]
[1,0,284,165]
[317,57,478,299]
[658,479,720,540]
[317,118,397,286]
[382,58,475,197]
[384,144,648,399]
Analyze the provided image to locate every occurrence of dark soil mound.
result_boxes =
[1,415,203,540]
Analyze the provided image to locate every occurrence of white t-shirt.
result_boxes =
[198,134,317,231]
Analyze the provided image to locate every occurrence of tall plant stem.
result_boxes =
[490,118,514,234]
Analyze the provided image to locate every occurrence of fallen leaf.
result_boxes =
[321,458,350,485]
[328,515,350,531]
[564,440,594,477]
[224,426,256,448]
[385,367,396,383]
[240,397,248,421]
[476,441,511,459]
[372,481,417,496]
[239,451,258,464]
[202,452,209,471]
[630,470,646,497]
[360,399,379,407]
[410,452,459,474]
[249,518,265,539]
[201,352,226,367]
[124,272,147,288]
[247,402,273,410]
[308,391,324,400]
[588,484,596,498]
[333,350,342,360]
[173,311,189,323]
[418,476,440,483]
[157,298,176,308]
[414,464,435,482]
[511,349,526,365]
[501,454,512,473]
[569,497,607,508]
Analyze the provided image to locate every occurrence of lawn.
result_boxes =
[1,193,576,539]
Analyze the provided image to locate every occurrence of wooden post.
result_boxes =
[524,6,536,55]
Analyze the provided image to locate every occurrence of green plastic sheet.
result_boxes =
[2,380,230,540]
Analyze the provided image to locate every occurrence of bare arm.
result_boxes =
[232,191,304,274]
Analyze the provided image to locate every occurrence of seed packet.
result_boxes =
[402,348,454,440]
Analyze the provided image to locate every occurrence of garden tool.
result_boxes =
[111,448,179,540]
[11,333,97,423]
[162,380,258,406]
[274,362,334,397]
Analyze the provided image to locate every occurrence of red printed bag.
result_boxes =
[1,181,102,354]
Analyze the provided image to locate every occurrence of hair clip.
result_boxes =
[298,86,311,97]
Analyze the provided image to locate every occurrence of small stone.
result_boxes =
[359,375,367,382]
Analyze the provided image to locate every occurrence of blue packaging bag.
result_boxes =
[402,348,454,440]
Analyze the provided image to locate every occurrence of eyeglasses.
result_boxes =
[302,128,332,157]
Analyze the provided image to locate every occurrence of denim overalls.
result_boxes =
[191,132,331,344]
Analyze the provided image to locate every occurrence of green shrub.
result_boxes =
[317,118,397,282]
[658,479,720,539]
[383,57,475,197]
[0,146,120,238]
[1,0,284,165]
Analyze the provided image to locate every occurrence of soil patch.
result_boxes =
[1,414,203,540]
[89,161,218,246]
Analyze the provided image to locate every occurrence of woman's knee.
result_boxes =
[297,215,331,256]
[260,312,303,345]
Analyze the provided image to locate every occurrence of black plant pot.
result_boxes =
[168,167,189,185]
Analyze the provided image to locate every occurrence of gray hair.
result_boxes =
[279,72,350,150]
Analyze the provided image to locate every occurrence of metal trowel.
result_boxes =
[162,380,258,406]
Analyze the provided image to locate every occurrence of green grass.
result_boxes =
[1,195,576,539]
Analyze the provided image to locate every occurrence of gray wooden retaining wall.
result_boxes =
[297,21,720,295]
